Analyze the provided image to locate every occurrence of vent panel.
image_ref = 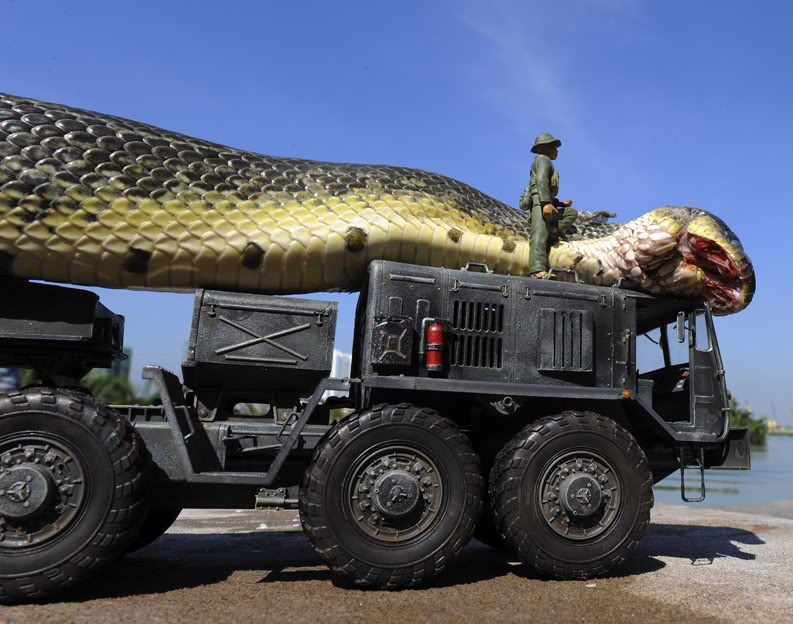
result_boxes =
[537,308,594,372]
[450,300,504,369]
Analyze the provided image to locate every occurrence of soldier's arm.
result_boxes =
[534,156,558,220]
[534,156,554,205]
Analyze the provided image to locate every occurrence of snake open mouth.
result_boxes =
[678,230,755,315]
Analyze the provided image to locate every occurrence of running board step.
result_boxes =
[679,446,706,502]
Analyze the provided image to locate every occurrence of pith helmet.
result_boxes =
[531,132,562,153]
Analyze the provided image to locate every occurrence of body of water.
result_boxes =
[653,435,793,507]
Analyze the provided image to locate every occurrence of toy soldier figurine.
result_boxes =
[519,133,577,278]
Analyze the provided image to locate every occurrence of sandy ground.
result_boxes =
[1,502,792,624]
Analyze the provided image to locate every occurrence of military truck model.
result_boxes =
[0,259,750,601]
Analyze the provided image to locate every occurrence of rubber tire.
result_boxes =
[124,506,182,554]
[300,403,483,589]
[489,411,653,579]
[0,388,148,603]
[474,505,509,551]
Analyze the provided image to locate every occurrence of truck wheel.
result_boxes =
[124,463,181,554]
[489,411,653,579]
[474,506,509,551]
[0,388,148,602]
[300,403,483,588]
[125,506,182,554]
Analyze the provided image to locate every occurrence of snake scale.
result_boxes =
[0,94,754,315]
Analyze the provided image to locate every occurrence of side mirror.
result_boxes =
[676,312,686,343]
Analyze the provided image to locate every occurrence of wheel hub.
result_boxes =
[0,437,86,548]
[348,446,443,543]
[559,474,602,519]
[0,465,56,521]
[372,470,420,518]
[538,451,621,541]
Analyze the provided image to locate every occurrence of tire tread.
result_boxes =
[299,403,483,589]
[0,388,149,603]
[489,410,653,580]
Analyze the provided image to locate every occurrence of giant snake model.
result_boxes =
[0,94,754,315]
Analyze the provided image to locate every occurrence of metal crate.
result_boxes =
[182,289,337,395]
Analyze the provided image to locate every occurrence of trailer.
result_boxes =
[0,260,750,601]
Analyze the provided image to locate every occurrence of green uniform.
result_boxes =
[520,153,578,274]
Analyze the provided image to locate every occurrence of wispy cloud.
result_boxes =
[455,0,643,184]
[457,2,574,136]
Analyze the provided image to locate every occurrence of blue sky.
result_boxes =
[3,0,791,424]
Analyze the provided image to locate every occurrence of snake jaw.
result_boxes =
[675,212,755,315]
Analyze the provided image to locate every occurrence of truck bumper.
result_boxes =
[706,427,751,470]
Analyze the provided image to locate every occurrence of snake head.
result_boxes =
[566,207,756,316]
[675,210,755,315]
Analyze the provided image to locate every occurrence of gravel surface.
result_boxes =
[0,503,791,624]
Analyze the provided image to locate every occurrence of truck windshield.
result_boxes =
[637,322,688,375]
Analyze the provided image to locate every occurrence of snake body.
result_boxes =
[0,94,754,315]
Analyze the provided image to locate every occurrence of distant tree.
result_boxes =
[80,371,158,405]
[17,368,38,388]
[729,399,767,446]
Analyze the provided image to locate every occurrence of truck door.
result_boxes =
[687,306,729,440]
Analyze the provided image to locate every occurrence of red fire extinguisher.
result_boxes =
[426,322,444,372]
